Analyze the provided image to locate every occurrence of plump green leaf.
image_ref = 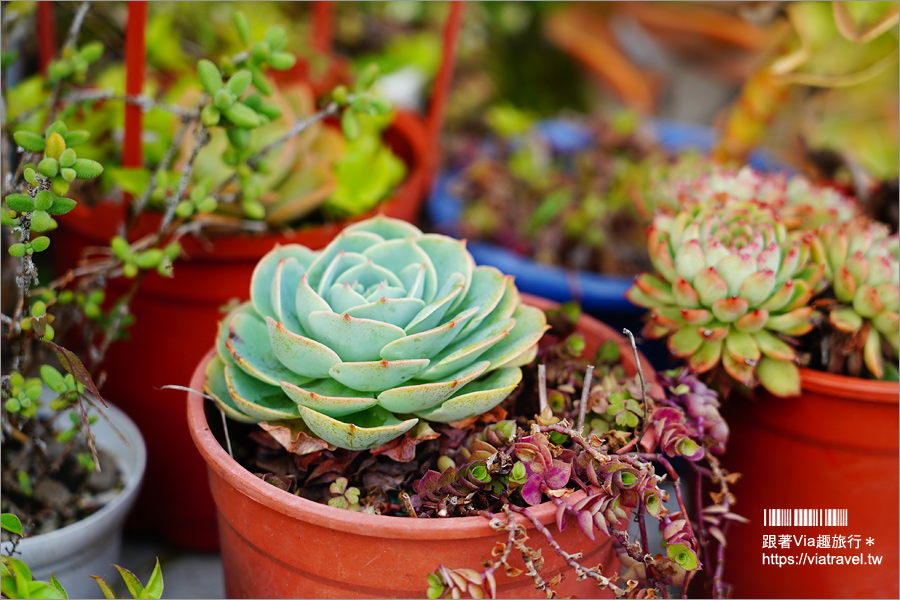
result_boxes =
[47,196,77,216]
[226,70,252,96]
[58,148,76,168]
[6,193,35,212]
[9,243,26,257]
[223,102,260,128]
[71,158,103,179]
[234,12,252,45]
[13,130,45,152]
[30,236,51,252]
[341,110,360,141]
[78,41,103,63]
[268,51,296,71]
[34,191,53,211]
[30,210,52,232]
[197,59,224,95]
[38,158,59,178]
[64,130,90,147]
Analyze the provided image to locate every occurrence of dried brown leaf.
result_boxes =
[260,420,333,455]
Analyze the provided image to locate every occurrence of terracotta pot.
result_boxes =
[187,296,657,598]
[52,111,428,550]
[722,369,898,599]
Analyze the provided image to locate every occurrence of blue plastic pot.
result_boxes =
[427,119,784,366]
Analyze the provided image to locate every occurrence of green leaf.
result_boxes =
[226,70,252,96]
[38,158,59,178]
[268,51,296,71]
[264,25,287,51]
[71,158,103,179]
[6,193,35,212]
[30,210,52,232]
[114,565,143,599]
[223,102,260,128]
[47,196,77,216]
[45,121,67,139]
[13,130,45,152]
[30,237,50,252]
[341,110,360,141]
[666,543,699,570]
[58,149,76,168]
[78,41,104,63]
[234,12,253,45]
[9,243,26,257]
[197,59,224,95]
[90,576,116,600]
[249,64,272,96]
[34,191,53,211]
[49,574,68,599]
[64,130,90,148]
[140,559,164,599]
[1,513,23,536]
[355,64,380,93]
[200,103,221,127]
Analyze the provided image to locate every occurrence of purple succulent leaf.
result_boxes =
[577,509,595,541]
[543,460,573,489]
[556,500,568,532]
[521,475,544,505]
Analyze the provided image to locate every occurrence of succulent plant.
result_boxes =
[627,201,824,397]
[811,218,900,378]
[644,160,858,230]
[205,216,548,450]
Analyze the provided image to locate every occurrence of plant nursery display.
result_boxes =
[188,214,744,598]
[627,162,899,598]
[5,1,427,549]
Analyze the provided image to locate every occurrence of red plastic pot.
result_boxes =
[722,369,898,599]
[52,111,428,550]
[187,295,657,598]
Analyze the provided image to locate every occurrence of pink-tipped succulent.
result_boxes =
[644,160,857,230]
[627,201,824,397]
[812,218,900,378]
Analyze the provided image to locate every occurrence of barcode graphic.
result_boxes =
[764,509,847,527]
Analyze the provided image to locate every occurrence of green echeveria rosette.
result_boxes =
[205,215,548,450]
[627,202,824,397]
[812,219,900,378]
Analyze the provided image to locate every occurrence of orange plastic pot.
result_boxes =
[187,296,656,598]
[52,111,428,550]
[721,369,898,599]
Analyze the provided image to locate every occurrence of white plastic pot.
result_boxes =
[2,403,147,599]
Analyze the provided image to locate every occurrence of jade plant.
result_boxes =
[205,215,548,450]
[628,165,900,396]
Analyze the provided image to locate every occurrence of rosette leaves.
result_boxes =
[812,218,900,378]
[627,202,823,397]
[205,216,548,450]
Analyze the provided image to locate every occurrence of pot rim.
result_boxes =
[188,296,653,539]
[0,402,147,549]
[798,367,898,404]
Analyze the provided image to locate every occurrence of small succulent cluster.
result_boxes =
[628,200,822,396]
[630,164,900,394]
[646,369,729,458]
[811,218,899,378]
[206,215,548,450]
[110,237,182,279]
[46,41,104,84]
[4,121,103,257]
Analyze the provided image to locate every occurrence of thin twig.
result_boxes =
[128,117,192,223]
[622,328,651,446]
[576,364,593,435]
[537,364,548,413]
[219,406,233,458]
[159,122,208,232]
